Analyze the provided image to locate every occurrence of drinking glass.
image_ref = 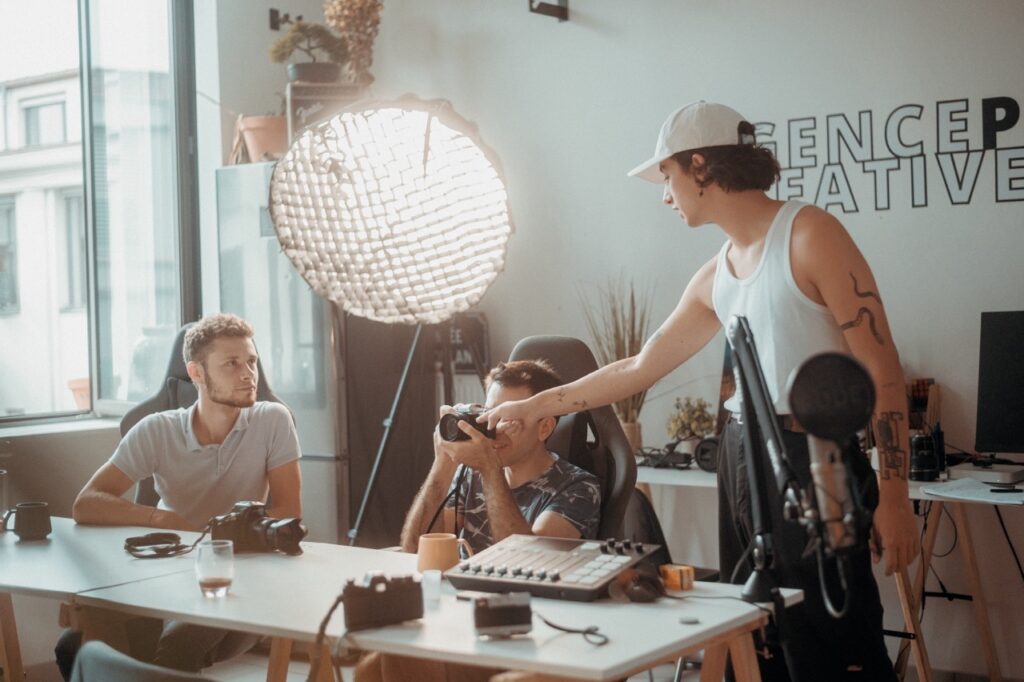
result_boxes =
[195,539,234,598]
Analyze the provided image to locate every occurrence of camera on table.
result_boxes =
[474,592,533,638]
[439,404,496,442]
[208,501,307,555]
[341,573,423,631]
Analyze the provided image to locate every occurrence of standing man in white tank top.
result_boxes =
[483,101,918,681]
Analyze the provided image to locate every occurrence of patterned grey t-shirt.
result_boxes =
[445,453,602,553]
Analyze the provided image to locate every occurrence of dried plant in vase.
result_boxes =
[580,278,652,450]
[270,20,349,83]
[667,397,715,452]
[323,0,383,86]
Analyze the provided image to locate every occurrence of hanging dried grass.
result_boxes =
[579,277,652,423]
[323,0,383,85]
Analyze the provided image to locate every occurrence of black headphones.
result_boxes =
[124,532,191,559]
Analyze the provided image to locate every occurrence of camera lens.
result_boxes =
[439,413,469,442]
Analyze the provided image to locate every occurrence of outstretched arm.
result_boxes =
[483,258,722,431]
[793,207,920,575]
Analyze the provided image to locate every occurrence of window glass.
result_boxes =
[88,0,181,402]
[0,1,89,417]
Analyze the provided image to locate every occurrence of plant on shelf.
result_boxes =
[270,20,350,83]
[666,396,716,446]
[580,277,652,451]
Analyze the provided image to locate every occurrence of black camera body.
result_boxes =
[473,592,533,638]
[342,573,423,631]
[439,405,496,442]
[209,501,307,556]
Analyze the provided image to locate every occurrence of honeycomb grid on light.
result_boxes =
[270,99,513,325]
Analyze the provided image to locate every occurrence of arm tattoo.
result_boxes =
[840,308,884,345]
[850,273,881,304]
[556,388,566,404]
[875,411,906,481]
[573,400,589,409]
[840,273,885,344]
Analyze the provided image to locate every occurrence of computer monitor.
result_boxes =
[975,310,1024,458]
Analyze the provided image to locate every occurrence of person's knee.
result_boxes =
[55,628,82,681]
[153,622,227,672]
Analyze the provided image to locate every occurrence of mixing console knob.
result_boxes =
[549,570,560,582]
[511,567,522,576]
[471,564,482,573]
[497,566,508,576]
[458,562,470,571]
[622,539,632,549]
[483,565,495,574]
[522,568,533,578]
[634,543,645,553]
[536,569,547,579]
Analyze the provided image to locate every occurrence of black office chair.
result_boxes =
[507,335,636,539]
[123,322,287,506]
[70,641,216,682]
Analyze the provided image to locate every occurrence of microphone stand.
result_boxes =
[725,316,810,603]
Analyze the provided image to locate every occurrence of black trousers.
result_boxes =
[717,418,897,682]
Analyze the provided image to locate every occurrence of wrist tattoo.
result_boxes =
[875,411,907,480]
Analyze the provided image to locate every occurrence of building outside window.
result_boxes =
[61,190,86,311]
[0,198,17,314]
[0,0,195,419]
[23,100,67,147]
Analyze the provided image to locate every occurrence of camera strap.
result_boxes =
[124,528,209,559]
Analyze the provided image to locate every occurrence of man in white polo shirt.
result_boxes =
[59,313,302,676]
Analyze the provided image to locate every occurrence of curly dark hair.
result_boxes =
[671,123,780,192]
[486,359,563,397]
[183,313,254,365]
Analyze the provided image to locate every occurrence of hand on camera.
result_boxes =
[478,398,531,437]
[435,407,502,474]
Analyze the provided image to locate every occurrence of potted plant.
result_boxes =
[270,20,350,83]
[580,278,652,451]
[666,396,716,454]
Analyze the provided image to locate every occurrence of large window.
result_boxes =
[0,0,196,421]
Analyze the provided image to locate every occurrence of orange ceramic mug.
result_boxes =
[417,532,473,572]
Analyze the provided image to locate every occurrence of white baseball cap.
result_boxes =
[627,101,756,183]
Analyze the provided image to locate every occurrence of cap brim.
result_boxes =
[627,157,665,184]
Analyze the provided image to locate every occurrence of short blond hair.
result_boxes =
[183,314,254,364]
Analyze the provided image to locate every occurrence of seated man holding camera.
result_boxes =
[401,359,601,554]
[58,313,302,677]
[357,361,601,682]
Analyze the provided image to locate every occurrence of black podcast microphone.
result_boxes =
[787,353,876,555]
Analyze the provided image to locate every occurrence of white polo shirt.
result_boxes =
[110,401,301,529]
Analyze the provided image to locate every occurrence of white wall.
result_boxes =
[360,1,1023,677]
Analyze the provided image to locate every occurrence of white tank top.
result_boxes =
[712,200,850,414]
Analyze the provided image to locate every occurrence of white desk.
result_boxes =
[75,538,802,681]
[0,517,204,681]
